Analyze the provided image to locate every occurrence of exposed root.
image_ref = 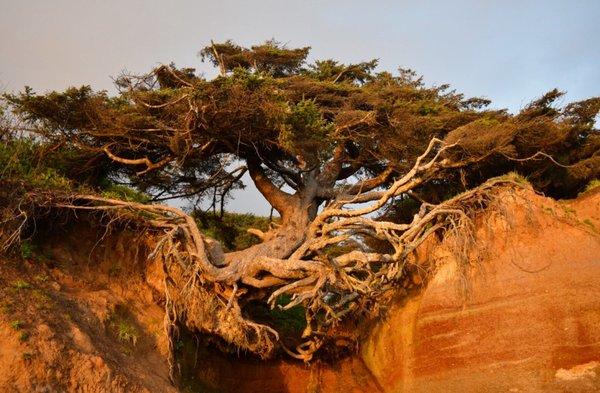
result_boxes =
[0,139,529,372]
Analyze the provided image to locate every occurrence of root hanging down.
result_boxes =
[10,139,527,369]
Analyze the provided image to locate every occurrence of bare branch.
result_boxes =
[102,145,172,175]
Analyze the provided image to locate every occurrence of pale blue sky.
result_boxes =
[1,0,598,214]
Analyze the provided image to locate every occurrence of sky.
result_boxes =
[1,0,599,214]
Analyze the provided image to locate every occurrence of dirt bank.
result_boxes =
[0,187,598,392]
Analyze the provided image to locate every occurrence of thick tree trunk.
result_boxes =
[224,188,320,265]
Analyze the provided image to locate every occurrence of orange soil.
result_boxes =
[0,186,598,392]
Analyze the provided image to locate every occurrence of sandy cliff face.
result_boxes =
[0,227,175,392]
[190,188,600,393]
[362,188,600,392]
[0,187,598,392]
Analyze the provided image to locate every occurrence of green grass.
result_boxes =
[100,183,150,203]
[107,306,140,347]
[193,210,275,252]
[19,240,52,263]
[20,240,37,260]
[34,274,49,283]
[117,321,139,346]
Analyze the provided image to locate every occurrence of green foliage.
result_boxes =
[117,321,139,346]
[305,59,378,84]
[106,305,139,347]
[193,211,273,252]
[269,295,307,334]
[248,294,307,336]
[4,85,105,131]
[100,183,150,203]
[229,67,269,90]
[279,99,333,159]
[321,242,359,259]
[18,240,51,263]
[1,39,599,223]
[0,138,73,191]
[200,39,310,76]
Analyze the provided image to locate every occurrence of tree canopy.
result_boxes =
[6,40,599,211]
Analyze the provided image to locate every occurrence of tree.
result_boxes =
[2,40,599,369]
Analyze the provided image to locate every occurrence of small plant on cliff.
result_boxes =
[106,306,140,347]
[117,321,139,346]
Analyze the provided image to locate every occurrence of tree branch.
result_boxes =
[102,145,172,175]
[343,165,394,195]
